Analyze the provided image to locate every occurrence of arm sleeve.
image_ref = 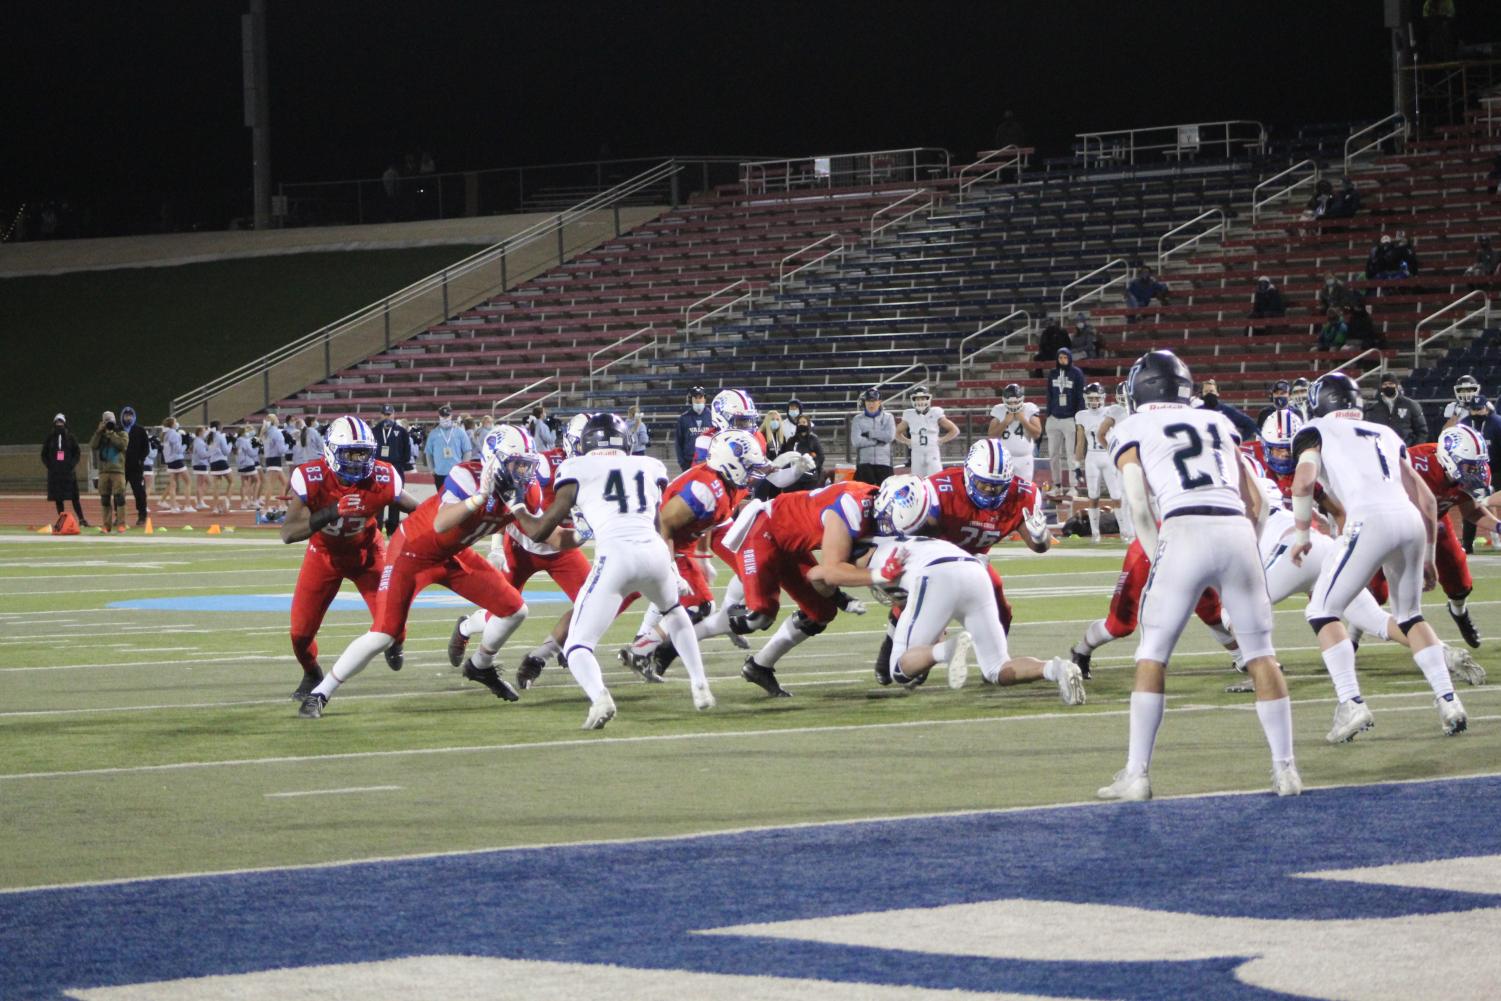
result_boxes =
[442,466,479,504]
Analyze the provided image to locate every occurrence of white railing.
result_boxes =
[588,324,658,393]
[490,373,561,419]
[1413,290,1490,367]
[1059,258,1130,318]
[866,363,932,404]
[172,160,682,421]
[957,145,1028,200]
[1327,348,1387,381]
[778,233,846,285]
[682,278,754,339]
[1251,159,1319,222]
[740,147,950,194]
[1157,208,1227,272]
[1075,120,1265,168]
[869,190,936,242]
[957,309,1032,383]
[1344,113,1406,172]
[1483,95,1501,137]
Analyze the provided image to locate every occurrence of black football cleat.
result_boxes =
[1450,605,1481,649]
[292,666,324,701]
[447,616,470,668]
[516,654,545,690]
[651,643,676,679]
[298,692,327,719]
[1071,645,1092,681]
[383,642,404,672]
[741,657,791,698]
[463,659,520,702]
[874,634,894,686]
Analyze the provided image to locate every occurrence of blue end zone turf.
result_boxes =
[4,775,1500,999]
[106,591,569,613]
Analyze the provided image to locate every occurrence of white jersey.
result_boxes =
[1111,404,1244,518]
[902,407,945,454]
[555,451,668,545]
[1297,415,1410,516]
[988,401,1040,457]
[1074,406,1111,453]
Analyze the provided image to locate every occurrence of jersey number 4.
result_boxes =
[1164,422,1227,491]
[603,469,648,513]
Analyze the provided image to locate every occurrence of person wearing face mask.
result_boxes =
[1364,374,1428,447]
[675,386,712,471]
[42,413,88,526]
[758,410,788,459]
[785,415,825,491]
[119,405,151,526]
[1193,379,1259,439]
[851,388,896,485]
[423,404,473,489]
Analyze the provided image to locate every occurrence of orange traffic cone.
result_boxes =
[55,512,80,536]
[36,524,52,534]
[206,524,221,535]
[144,517,154,535]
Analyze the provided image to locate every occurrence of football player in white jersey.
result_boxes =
[895,386,959,477]
[1072,383,1120,543]
[1289,372,1466,739]
[517,413,714,729]
[1443,374,1484,430]
[808,475,1083,701]
[1096,382,1133,542]
[1098,350,1299,802]
[987,383,1042,483]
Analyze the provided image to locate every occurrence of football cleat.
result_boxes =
[298,692,327,719]
[582,692,617,730]
[1326,699,1375,744]
[292,666,324,701]
[622,647,663,683]
[1437,693,1468,736]
[1097,769,1151,802]
[947,631,972,690]
[741,657,791,698]
[1444,646,1486,686]
[1070,644,1092,681]
[874,634,895,686]
[462,659,520,702]
[1449,605,1481,648]
[516,654,545,690]
[1272,761,1304,797]
[1052,657,1086,705]
[692,682,717,711]
[728,631,750,650]
[1225,677,1257,694]
[651,644,676,679]
[383,642,404,672]
[447,616,470,668]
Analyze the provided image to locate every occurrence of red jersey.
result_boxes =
[290,458,401,562]
[927,465,1039,553]
[664,464,744,547]
[1409,443,1468,516]
[397,460,516,562]
[767,481,877,554]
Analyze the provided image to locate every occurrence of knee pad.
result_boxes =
[1308,616,1339,636]
[792,610,828,636]
[1398,614,1425,634]
[115,493,126,509]
[728,606,774,635]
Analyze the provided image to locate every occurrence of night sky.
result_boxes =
[6,1,1498,221]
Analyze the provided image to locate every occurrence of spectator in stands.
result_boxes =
[1302,178,1334,220]
[1365,235,1401,279]
[1487,153,1501,196]
[1255,380,1293,427]
[42,413,87,526]
[851,387,896,485]
[1365,374,1429,446]
[758,410,788,459]
[1326,177,1361,219]
[1317,272,1354,314]
[1045,347,1086,495]
[1464,236,1496,288]
[527,404,556,451]
[675,386,712,470]
[1392,232,1420,276]
[1034,320,1071,377]
[625,405,650,455]
[1196,380,1259,439]
[372,404,412,535]
[1249,276,1286,319]
[119,405,150,526]
[785,398,805,428]
[1124,266,1170,320]
[1069,312,1100,360]
[1315,308,1349,350]
[1344,302,1381,349]
[91,411,128,532]
[423,404,471,488]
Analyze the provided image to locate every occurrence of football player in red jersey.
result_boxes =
[298,425,545,718]
[1409,425,1497,647]
[280,416,420,700]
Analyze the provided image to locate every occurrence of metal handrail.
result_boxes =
[495,388,561,424]
[778,233,846,285]
[741,147,951,194]
[866,363,932,402]
[1413,290,1490,367]
[1059,258,1130,318]
[682,278,754,338]
[869,190,936,242]
[957,309,1032,383]
[957,145,1026,198]
[1344,112,1406,172]
[1251,159,1319,222]
[1157,208,1226,272]
[588,324,656,392]
[1075,120,1265,168]
[173,160,682,417]
[490,373,561,417]
[1327,348,1387,381]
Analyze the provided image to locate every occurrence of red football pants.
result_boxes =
[289,543,404,674]
[374,533,523,638]
[1104,538,1223,638]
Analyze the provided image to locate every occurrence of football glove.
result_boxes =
[771,450,804,471]
[336,493,368,518]
[874,544,908,584]
[487,532,510,575]
[1022,504,1050,544]
[477,456,500,499]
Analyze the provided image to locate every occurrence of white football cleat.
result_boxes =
[947,631,972,690]
[1272,761,1304,797]
[1052,656,1086,705]
[582,691,617,731]
[691,682,716,711]
[1326,699,1375,744]
[1443,646,1486,687]
[1436,694,1467,736]
[1097,769,1151,801]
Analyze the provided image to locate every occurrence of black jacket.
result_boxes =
[42,428,80,473]
[675,408,713,470]
[123,422,150,473]
[374,419,413,472]
[1365,393,1429,446]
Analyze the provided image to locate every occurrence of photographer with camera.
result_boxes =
[119,406,152,527]
[91,411,129,532]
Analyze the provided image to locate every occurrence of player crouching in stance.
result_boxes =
[1290,374,1468,740]
[280,416,420,699]
[1098,351,1300,802]
[515,413,715,730]
[816,475,1081,697]
[298,426,539,718]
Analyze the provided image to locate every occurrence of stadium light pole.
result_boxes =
[242,0,272,230]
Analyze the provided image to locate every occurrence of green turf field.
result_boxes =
[1,531,1497,892]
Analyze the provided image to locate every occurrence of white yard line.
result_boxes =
[264,785,403,799]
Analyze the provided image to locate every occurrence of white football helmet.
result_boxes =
[480,424,539,496]
[1437,424,1491,495]
[710,389,759,431]
[873,474,933,536]
[1454,374,1481,406]
[963,439,1014,510]
[910,386,932,415]
[1084,382,1104,410]
[1259,409,1303,476]
[323,415,377,483]
[1115,381,1128,409]
[562,412,592,458]
[1289,377,1311,410]
[706,429,769,488]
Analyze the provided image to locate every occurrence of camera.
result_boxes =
[105,420,116,431]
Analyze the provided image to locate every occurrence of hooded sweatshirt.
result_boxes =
[1046,347,1086,418]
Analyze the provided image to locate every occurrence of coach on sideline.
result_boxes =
[851,387,896,485]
